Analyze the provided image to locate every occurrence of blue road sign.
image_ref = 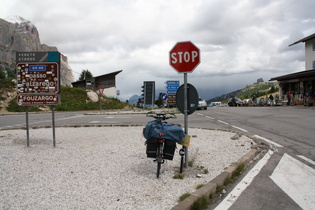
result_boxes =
[165,80,180,86]
[166,86,179,90]
[161,93,168,101]
[165,80,180,96]
[167,90,177,95]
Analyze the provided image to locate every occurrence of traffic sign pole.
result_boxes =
[26,106,30,147]
[184,73,188,168]
[169,41,200,170]
[52,105,56,147]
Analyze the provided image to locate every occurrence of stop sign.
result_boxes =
[169,41,200,73]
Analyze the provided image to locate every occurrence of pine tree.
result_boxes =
[79,69,93,80]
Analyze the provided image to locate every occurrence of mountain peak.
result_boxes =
[5,15,28,24]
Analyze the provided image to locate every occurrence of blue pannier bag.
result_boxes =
[143,119,185,143]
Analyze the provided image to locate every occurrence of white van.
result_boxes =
[209,102,222,107]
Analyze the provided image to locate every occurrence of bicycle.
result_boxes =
[143,113,179,178]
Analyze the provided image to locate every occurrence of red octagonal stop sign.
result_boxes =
[169,41,200,73]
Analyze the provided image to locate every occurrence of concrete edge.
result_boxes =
[171,148,259,210]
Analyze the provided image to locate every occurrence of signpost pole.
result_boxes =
[26,106,30,147]
[52,105,56,147]
[184,73,188,168]
[99,94,102,114]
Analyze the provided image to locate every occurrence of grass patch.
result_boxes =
[173,174,185,179]
[4,86,129,112]
[232,163,245,178]
[6,98,42,112]
[195,184,205,190]
[178,193,191,202]
[224,177,233,186]
[216,184,223,193]
[191,195,209,210]
[188,159,195,167]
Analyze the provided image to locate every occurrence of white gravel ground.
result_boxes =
[0,126,254,209]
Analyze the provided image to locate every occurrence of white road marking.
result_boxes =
[231,125,248,133]
[215,150,274,210]
[218,120,229,125]
[205,116,215,120]
[270,153,315,210]
[297,155,315,166]
[89,121,100,124]
[196,113,204,116]
[253,134,283,148]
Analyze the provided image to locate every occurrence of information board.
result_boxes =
[16,51,61,106]
[17,63,59,94]
[17,94,60,106]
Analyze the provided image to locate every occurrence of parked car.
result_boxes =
[228,97,243,107]
[198,97,207,110]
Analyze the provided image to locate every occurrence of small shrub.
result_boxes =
[216,185,223,193]
[224,177,233,186]
[232,163,245,178]
[173,174,185,179]
[178,193,191,202]
[202,169,209,174]
[188,159,195,167]
[191,195,209,210]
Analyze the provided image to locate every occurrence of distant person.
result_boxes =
[252,95,256,106]
[269,94,274,106]
[287,91,291,106]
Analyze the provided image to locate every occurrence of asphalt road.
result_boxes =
[1,106,315,209]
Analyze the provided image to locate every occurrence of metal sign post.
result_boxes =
[98,88,105,114]
[26,106,30,147]
[170,41,200,171]
[52,105,56,147]
[183,73,188,168]
[16,51,61,147]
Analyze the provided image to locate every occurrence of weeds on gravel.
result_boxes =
[188,159,195,167]
[173,174,185,179]
[178,193,191,202]
[191,195,209,210]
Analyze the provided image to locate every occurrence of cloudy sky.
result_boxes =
[2,0,315,101]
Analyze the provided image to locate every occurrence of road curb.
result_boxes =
[171,148,259,210]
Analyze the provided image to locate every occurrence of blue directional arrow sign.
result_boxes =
[165,80,180,86]
[167,90,177,95]
[165,80,180,96]
[166,86,179,90]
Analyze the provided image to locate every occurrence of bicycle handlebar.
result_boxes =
[146,113,176,120]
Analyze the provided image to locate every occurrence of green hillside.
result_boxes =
[1,79,129,112]
[207,82,279,103]
[236,82,279,99]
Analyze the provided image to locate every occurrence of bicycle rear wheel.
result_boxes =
[156,143,163,178]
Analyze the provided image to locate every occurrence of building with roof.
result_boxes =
[72,70,122,98]
[270,33,315,106]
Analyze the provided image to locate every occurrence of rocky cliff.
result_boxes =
[0,16,74,86]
